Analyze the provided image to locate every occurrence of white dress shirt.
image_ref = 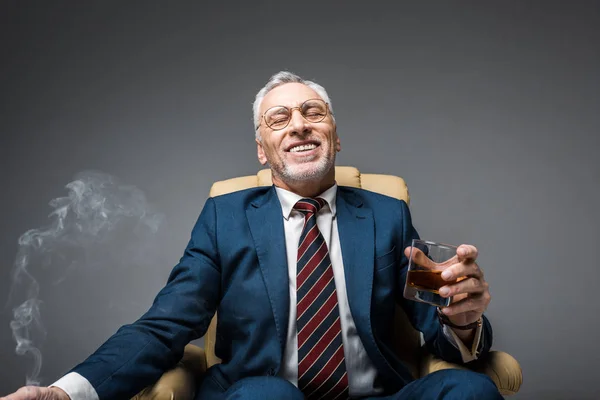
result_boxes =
[51,184,481,399]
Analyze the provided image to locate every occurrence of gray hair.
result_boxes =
[253,71,335,140]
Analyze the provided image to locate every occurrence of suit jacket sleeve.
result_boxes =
[69,198,221,399]
[395,200,493,365]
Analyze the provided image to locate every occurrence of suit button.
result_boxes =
[267,368,276,376]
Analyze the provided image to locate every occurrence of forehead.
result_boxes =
[261,83,322,112]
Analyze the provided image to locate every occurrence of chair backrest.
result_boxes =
[204,166,422,378]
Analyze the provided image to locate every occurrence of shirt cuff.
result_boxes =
[442,321,483,363]
[49,372,99,400]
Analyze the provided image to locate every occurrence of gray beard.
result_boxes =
[272,153,335,183]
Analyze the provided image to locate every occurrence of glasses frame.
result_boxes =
[255,98,331,131]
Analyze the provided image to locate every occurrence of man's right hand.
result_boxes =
[0,387,70,400]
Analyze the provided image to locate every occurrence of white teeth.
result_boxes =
[289,144,317,152]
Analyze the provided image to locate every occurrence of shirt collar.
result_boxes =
[274,183,338,220]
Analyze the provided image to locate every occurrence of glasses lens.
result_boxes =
[302,100,327,123]
[265,106,290,129]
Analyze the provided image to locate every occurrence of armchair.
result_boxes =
[133,166,522,399]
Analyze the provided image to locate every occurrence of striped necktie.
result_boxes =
[294,198,349,400]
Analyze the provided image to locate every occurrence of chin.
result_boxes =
[282,160,334,182]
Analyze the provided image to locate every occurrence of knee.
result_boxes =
[224,376,304,400]
[433,369,502,399]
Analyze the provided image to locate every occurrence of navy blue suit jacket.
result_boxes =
[71,185,492,399]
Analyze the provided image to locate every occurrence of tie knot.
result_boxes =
[294,198,327,215]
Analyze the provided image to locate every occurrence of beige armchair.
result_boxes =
[133,166,522,399]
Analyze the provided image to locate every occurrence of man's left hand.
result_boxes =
[438,244,491,327]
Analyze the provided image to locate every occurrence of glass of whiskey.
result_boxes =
[403,239,464,307]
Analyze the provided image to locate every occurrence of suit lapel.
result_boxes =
[336,189,374,334]
[246,186,289,354]
[337,189,400,385]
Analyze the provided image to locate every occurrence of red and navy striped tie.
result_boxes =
[294,198,349,400]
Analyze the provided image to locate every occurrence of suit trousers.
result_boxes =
[217,369,503,400]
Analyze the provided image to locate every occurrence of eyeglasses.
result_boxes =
[256,99,330,131]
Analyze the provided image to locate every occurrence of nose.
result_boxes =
[288,108,311,136]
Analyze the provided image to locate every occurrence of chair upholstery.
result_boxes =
[134,166,522,399]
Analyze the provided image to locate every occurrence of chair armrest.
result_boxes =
[179,344,208,377]
[420,350,523,396]
[132,344,208,400]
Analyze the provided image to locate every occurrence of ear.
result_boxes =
[335,131,341,152]
[256,138,268,165]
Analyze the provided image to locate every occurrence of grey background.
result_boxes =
[1,1,599,398]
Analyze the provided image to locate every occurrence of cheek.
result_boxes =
[265,143,283,158]
[270,142,281,153]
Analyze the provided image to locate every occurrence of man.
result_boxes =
[2,72,500,399]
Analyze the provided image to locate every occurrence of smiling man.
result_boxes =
[2,72,501,400]
[255,82,340,198]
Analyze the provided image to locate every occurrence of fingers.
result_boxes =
[441,260,483,282]
[441,291,491,316]
[441,244,482,282]
[457,244,478,262]
[439,277,488,298]
[404,244,479,274]
[403,246,437,269]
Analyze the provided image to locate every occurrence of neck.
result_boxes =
[272,171,335,198]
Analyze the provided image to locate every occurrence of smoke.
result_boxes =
[5,170,164,386]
